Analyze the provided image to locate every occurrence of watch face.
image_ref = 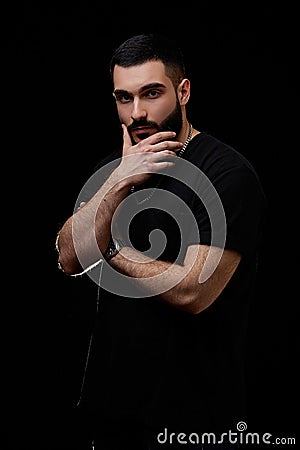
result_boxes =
[105,238,119,260]
[108,245,115,257]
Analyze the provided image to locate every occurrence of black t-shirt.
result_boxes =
[78,132,267,434]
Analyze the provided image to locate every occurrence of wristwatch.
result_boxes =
[104,237,121,261]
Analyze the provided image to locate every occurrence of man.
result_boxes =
[56,33,267,449]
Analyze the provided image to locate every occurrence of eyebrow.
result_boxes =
[113,82,167,97]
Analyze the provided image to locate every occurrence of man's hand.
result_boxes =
[116,124,183,187]
[122,123,182,157]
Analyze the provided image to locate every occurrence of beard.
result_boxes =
[127,99,183,145]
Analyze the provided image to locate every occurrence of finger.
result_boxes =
[148,160,176,172]
[146,151,177,165]
[146,130,177,143]
[122,124,132,150]
[142,140,183,153]
[152,150,177,159]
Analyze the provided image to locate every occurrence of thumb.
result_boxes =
[122,124,132,153]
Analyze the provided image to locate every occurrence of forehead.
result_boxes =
[113,60,173,93]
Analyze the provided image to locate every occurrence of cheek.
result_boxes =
[153,97,177,121]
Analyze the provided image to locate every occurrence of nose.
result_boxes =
[131,98,147,121]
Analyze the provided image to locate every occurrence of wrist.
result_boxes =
[110,168,132,193]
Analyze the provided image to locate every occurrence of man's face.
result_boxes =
[113,60,183,145]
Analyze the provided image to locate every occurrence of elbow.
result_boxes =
[185,300,210,315]
[58,255,80,276]
[184,301,204,315]
[175,289,205,315]
[57,241,100,276]
[178,287,213,315]
[56,237,82,276]
[57,252,81,276]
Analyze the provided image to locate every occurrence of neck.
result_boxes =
[177,123,193,157]
[180,121,191,144]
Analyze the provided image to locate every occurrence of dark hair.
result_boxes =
[110,33,186,88]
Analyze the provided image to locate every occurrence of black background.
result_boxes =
[4,3,295,449]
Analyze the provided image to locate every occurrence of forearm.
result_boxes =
[109,246,198,312]
[56,172,130,275]
[108,244,239,314]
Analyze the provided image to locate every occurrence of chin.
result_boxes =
[137,133,150,140]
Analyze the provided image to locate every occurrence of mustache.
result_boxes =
[127,120,159,132]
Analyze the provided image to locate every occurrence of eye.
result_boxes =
[115,93,132,104]
[144,90,160,99]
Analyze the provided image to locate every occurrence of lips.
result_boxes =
[133,126,156,137]
[134,126,152,133]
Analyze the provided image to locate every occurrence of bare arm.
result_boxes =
[56,172,129,275]
[56,126,183,275]
[109,244,241,314]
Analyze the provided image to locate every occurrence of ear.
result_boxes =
[177,78,191,105]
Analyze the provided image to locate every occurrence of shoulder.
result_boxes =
[189,132,264,189]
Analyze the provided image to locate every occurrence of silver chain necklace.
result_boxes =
[130,123,193,205]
